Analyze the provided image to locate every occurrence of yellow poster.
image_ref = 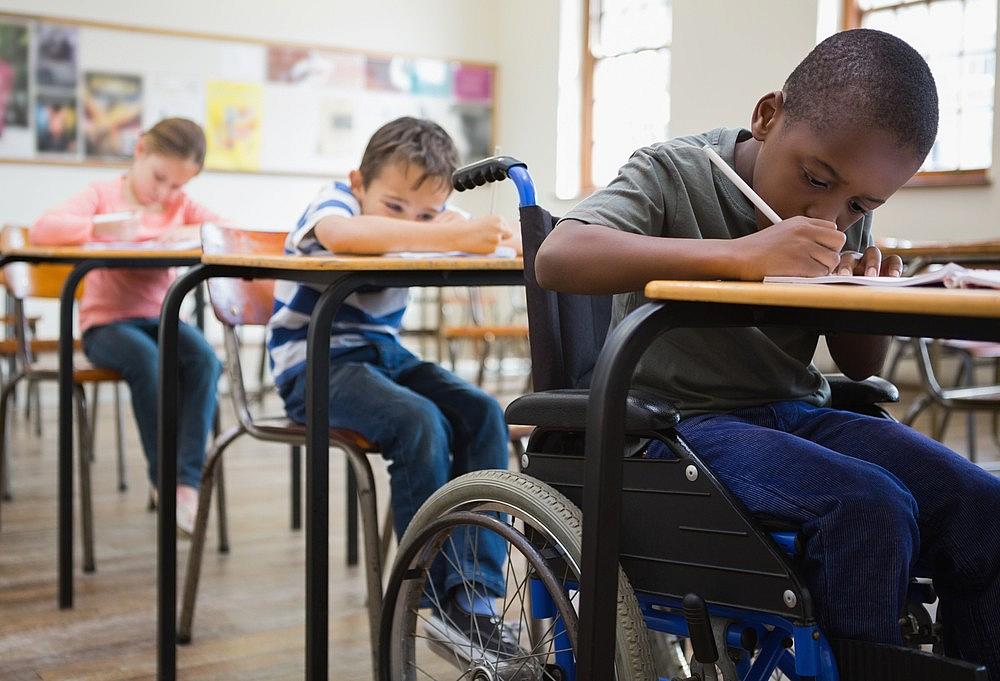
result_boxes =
[205,81,261,171]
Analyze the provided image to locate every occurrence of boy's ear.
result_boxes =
[750,90,785,141]
[348,169,365,198]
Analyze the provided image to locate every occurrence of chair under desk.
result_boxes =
[575,280,1000,681]
[155,251,524,681]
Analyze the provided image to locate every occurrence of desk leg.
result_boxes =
[157,264,215,681]
[57,262,101,607]
[578,303,677,681]
[304,280,359,681]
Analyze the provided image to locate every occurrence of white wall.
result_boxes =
[0,0,501,227]
[669,1,818,137]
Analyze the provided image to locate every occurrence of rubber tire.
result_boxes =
[393,469,657,681]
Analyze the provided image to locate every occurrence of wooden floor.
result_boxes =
[1,379,997,680]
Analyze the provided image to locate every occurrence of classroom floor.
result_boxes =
[1,375,998,681]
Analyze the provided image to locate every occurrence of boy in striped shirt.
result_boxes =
[267,117,524,666]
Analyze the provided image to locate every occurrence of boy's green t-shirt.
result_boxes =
[561,127,873,416]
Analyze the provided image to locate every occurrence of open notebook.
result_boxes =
[764,262,1000,290]
[386,245,518,259]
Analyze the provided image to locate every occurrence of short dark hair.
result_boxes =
[358,117,459,190]
[782,28,939,159]
[143,117,206,169]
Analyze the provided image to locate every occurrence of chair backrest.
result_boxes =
[200,223,288,429]
[1,226,81,300]
[200,223,287,327]
[518,205,612,391]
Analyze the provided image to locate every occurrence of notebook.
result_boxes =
[764,262,1000,290]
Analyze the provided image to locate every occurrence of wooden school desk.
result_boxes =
[0,243,201,612]
[878,237,1000,274]
[574,280,1000,681]
[155,252,524,681]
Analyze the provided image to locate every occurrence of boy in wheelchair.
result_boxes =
[531,28,1000,680]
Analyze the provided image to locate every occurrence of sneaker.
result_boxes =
[422,597,541,680]
[175,485,199,538]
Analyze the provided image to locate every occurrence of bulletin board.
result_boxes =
[0,12,497,178]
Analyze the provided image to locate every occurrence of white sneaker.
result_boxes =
[176,485,199,538]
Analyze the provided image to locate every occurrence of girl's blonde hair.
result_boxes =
[142,118,206,169]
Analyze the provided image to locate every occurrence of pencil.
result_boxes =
[702,144,782,225]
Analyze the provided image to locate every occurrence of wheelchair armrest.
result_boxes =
[505,388,680,433]
[826,373,899,408]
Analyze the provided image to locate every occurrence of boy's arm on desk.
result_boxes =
[535,220,742,293]
[313,213,510,255]
[535,218,845,294]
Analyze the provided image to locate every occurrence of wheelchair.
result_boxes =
[377,158,989,681]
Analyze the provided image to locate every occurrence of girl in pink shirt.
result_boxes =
[30,118,222,535]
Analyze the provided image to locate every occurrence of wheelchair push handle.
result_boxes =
[452,155,537,207]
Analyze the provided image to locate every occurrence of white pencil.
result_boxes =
[702,144,782,225]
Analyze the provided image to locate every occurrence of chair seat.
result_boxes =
[939,339,1000,360]
[938,384,1000,407]
[24,355,123,383]
[440,324,529,340]
[249,416,377,451]
[0,338,83,355]
[505,388,680,432]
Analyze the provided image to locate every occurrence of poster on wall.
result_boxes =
[35,92,78,153]
[0,21,30,131]
[267,46,365,89]
[409,59,452,97]
[36,23,77,90]
[453,64,493,102]
[316,97,356,158]
[35,22,79,156]
[83,72,142,159]
[205,80,262,171]
[145,75,204,127]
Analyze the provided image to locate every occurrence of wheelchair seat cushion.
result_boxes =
[505,388,680,432]
[826,373,899,408]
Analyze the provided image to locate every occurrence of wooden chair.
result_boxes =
[179,224,388,665]
[439,286,530,391]
[0,227,127,572]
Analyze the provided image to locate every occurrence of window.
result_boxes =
[581,0,672,190]
[844,0,997,185]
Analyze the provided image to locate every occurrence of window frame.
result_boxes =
[842,0,993,187]
[580,0,671,194]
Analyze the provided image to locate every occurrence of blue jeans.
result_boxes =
[647,401,1000,678]
[280,339,509,600]
[83,318,222,489]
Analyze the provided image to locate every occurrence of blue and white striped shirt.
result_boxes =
[266,181,410,387]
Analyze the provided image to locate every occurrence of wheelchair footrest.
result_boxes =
[831,639,988,681]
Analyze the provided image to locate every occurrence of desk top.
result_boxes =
[877,237,1000,259]
[644,280,1000,318]
[4,244,202,260]
[200,252,523,271]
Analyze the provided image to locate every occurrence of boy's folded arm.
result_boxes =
[535,219,743,294]
[313,213,497,255]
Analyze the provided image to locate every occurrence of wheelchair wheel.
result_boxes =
[379,470,656,681]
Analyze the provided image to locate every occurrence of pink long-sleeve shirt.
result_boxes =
[30,175,221,332]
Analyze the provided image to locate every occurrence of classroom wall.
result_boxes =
[0,0,501,228]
